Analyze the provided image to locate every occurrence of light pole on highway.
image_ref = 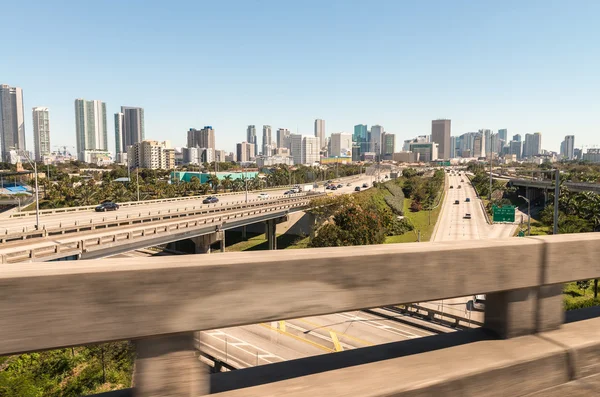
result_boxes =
[518,195,531,236]
[14,149,40,230]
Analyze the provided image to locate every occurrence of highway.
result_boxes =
[419,171,518,324]
[0,174,374,235]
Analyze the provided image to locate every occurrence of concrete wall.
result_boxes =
[229,211,315,236]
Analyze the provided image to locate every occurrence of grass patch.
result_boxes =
[564,281,600,310]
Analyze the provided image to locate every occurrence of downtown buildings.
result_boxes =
[74,99,108,162]
[0,84,26,162]
[314,119,325,148]
[127,140,175,170]
[431,119,451,160]
[560,135,575,160]
[32,107,51,161]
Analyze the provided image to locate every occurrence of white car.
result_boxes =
[473,294,486,310]
[257,193,269,199]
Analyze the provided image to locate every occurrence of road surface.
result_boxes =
[420,171,518,323]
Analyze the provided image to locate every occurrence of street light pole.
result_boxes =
[553,169,560,235]
[518,195,531,236]
[15,148,40,230]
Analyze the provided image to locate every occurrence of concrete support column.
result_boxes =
[191,231,224,254]
[484,285,563,339]
[241,226,247,239]
[220,232,226,253]
[134,332,207,397]
[265,220,277,250]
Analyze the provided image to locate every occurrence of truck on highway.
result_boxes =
[302,184,313,192]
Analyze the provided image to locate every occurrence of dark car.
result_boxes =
[95,202,119,212]
[465,198,471,202]
[464,213,472,219]
[337,184,343,188]
[331,186,337,190]
[202,196,219,204]
[454,200,460,205]
[450,185,454,189]
[362,183,368,188]
[355,186,361,192]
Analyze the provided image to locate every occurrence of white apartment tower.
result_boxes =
[0,85,25,162]
[74,99,108,161]
[32,107,51,161]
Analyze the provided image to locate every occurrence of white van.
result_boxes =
[473,294,486,310]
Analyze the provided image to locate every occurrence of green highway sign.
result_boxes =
[492,205,516,223]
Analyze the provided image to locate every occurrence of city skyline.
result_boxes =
[3,2,600,156]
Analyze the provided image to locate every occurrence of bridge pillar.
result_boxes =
[484,285,563,339]
[134,332,207,396]
[191,231,224,254]
[266,219,277,250]
[241,225,247,239]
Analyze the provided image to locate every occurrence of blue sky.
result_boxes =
[2,0,600,155]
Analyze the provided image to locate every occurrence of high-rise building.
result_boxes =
[409,142,438,162]
[236,141,254,163]
[262,125,272,156]
[314,119,325,147]
[560,135,575,160]
[353,124,369,155]
[246,125,257,156]
[382,132,395,159]
[118,106,145,153]
[302,136,320,165]
[473,133,485,158]
[370,125,384,154]
[290,133,303,165]
[276,128,291,149]
[0,85,25,162]
[498,129,508,146]
[127,140,172,169]
[114,113,123,157]
[513,134,522,142]
[431,119,451,159]
[330,132,352,158]
[523,132,542,158]
[509,140,523,160]
[187,126,215,149]
[32,107,50,161]
[74,99,108,161]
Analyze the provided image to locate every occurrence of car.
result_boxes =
[450,185,454,189]
[257,193,269,199]
[362,183,368,188]
[202,196,219,204]
[327,180,332,184]
[330,186,337,190]
[355,186,361,192]
[325,185,331,190]
[473,294,486,311]
[346,183,352,187]
[95,202,119,212]
[464,213,472,219]
[461,179,464,182]
[465,198,471,202]
[457,185,461,189]
[337,184,343,188]
[284,190,295,195]
[454,200,460,205]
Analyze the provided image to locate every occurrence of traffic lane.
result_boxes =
[2,175,369,232]
[0,189,314,234]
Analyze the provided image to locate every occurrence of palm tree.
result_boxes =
[200,183,211,195]
[222,175,233,192]
[207,174,220,193]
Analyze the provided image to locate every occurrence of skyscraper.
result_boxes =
[290,133,303,165]
[246,125,257,156]
[236,142,254,163]
[370,125,384,154]
[187,126,215,149]
[118,106,144,153]
[353,124,368,155]
[523,132,542,158]
[314,119,325,147]
[74,99,108,161]
[0,84,25,162]
[513,134,522,142]
[498,129,508,146]
[262,125,272,156]
[114,113,124,156]
[277,128,291,149]
[560,135,575,160]
[302,136,320,165]
[382,132,395,159]
[32,107,50,161]
[431,119,451,159]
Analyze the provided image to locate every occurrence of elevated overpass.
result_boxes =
[2,234,600,396]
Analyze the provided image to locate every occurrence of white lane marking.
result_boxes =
[199,330,287,364]
[334,312,421,339]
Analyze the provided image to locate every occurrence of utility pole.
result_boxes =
[136,168,140,202]
[489,152,493,201]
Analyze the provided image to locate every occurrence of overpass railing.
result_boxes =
[2,233,600,395]
[0,196,318,263]
[0,192,321,242]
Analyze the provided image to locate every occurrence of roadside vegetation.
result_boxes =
[0,343,133,397]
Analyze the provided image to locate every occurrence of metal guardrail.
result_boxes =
[0,195,321,263]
